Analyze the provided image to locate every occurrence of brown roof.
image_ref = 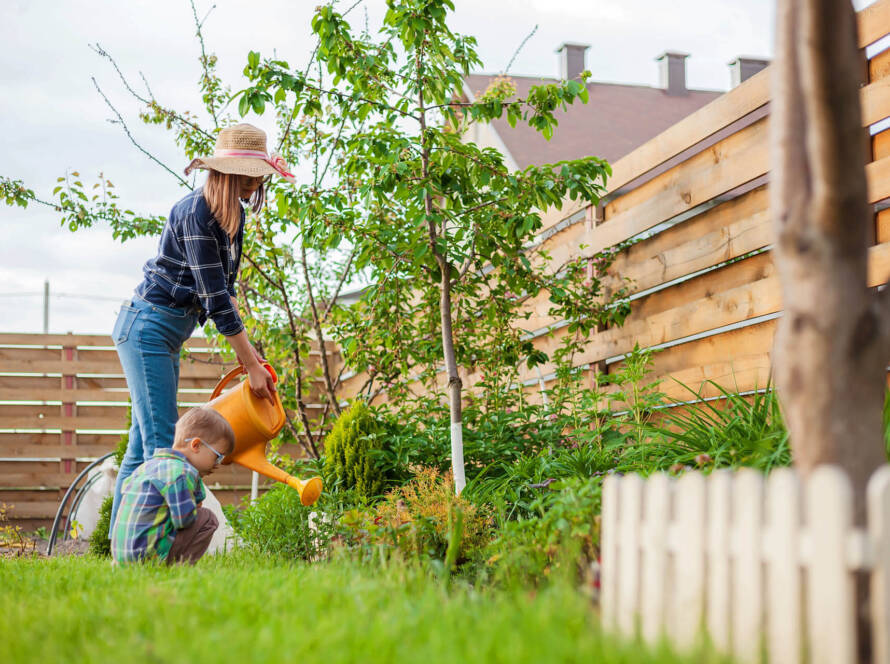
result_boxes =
[463,74,723,169]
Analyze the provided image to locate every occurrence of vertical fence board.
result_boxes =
[671,472,706,650]
[600,475,620,630]
[807,466,856,664]
[868,467,890,664]
[707,470,732,652]
[732,469,764,663]
[617,474,643,638]
[766,468,802,664]
[641,473,670,646]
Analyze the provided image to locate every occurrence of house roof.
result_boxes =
[463,74,723,169]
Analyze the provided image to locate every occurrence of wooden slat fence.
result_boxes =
[336,0,890,406]
[600,465,890,664]
[0,332,315,531]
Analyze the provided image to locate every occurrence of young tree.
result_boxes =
[240,0,618,493]
[0,1,359,460]
[771,0,888,520]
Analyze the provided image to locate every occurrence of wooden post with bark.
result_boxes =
[771,0,888,522]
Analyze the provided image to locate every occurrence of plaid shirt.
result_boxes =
[135,187,245,336]
[111,448,207,563]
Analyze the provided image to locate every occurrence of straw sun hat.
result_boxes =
[184,123,295,182]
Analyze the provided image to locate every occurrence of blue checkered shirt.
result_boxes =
[111,448,207,563]
[135,187,245,336]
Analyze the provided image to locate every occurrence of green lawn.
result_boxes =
[0,552,723,664]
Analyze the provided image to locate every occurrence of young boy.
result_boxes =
[111,407,235,565]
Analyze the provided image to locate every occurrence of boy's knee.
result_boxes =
[197,506,219,533]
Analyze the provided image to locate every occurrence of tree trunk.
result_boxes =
[439,258,465,495]
[771,0,888,521]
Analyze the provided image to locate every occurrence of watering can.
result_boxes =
[207,362,323,506]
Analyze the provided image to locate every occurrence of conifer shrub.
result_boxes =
[88,409,131,557]
[322,401,387,500]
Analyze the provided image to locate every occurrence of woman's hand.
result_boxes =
[246,360,277,405]
[225,329,277,405]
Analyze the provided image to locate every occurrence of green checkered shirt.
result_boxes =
[111,448,206,563]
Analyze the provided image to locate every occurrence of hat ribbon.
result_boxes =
[215,148,296,180]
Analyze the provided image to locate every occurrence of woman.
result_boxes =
[109,123,295,532]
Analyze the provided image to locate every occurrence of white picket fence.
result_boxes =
[600,465,890,663]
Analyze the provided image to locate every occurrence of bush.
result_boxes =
[87,410,131,557]
[323,401,387,500]
[336,468,492,570]
[88,496,114,557]
[484,476,602,587]
[229,483,354,560]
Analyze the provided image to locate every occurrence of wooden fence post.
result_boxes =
[600,475,619,630]
[706,470,732,652]
[60,337,77,502]
[765,467,802,664]
[641,473,670,646]
[671,472,706,649]
[617,473,643,637]
[868,466,890,664]
[732,469,764,663]
[807,466,856,664]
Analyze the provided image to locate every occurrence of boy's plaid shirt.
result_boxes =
[135,187,245,335]
[111,448,207,563]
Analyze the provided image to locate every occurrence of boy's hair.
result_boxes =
[173,407,236,455]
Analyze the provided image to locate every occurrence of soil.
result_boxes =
[0,536,91,560]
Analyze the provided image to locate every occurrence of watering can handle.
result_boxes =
[210,362,278,400]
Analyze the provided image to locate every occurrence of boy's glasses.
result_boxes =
[186,438,226,466]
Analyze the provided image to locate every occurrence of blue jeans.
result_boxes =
[109,297,198,536]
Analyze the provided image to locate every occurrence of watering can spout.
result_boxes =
[207,363,323,506]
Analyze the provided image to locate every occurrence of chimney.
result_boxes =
[728,56,770,87]
[656,51,689,96]
[556,42,590,81]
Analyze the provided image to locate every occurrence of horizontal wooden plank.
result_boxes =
[875,130,890,161]
[518,239,890,383]
[862,74,890,127]
[3,501,64,519]
[605,117,769,238]
[632,251,775,320]
[0,358,233,379]
[0,333,222,350]
[0,416,126,431]
[0,444,115,458]
[858,0,890,48]
[607,186,771,296]
[871,46,890,84]
[0,433,121,446]
[606,69,771,194]
[878,208,890,244]
[0,388,211,403]
[621,318,777,379]
[0,375,220,391]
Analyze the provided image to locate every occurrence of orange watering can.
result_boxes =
[207,362,323,506]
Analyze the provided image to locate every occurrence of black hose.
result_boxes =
[46,452,115,556]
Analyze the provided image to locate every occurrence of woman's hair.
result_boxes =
[203,170,266,237]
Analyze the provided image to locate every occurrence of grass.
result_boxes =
[0,552,725,664]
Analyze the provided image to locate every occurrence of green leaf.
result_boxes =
[238,94,250,117]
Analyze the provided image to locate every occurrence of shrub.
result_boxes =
[87,410,131,557]
[484,476,602,587]
[229,483,351,560]
[323,401,387,500]
[336,467,492,569]
[88,496,114,557]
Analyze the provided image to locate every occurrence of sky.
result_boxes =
[0,0,781,334]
